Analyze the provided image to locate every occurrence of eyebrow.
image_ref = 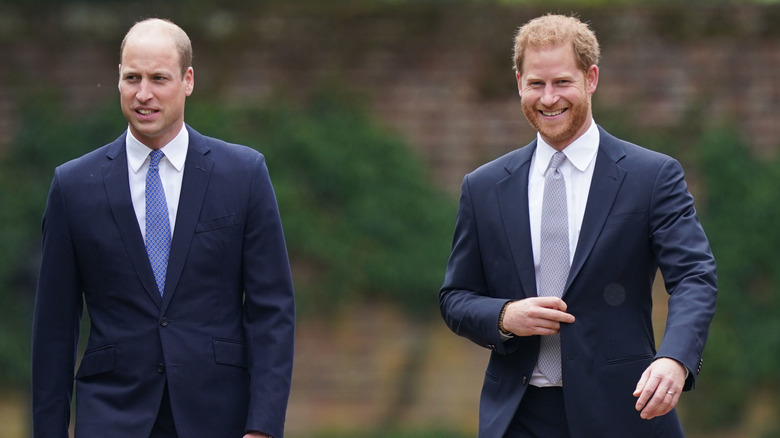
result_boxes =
[120,68,175,78]
[524,73,577,83]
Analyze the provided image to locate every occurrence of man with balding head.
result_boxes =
[32,18,295,438]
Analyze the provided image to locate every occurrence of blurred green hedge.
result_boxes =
[186,90,456,319]
[0,89,455,388]
[602,111,780,434]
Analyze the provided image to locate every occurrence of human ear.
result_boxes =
[586,65,599,94]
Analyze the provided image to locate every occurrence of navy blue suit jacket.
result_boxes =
[32,126,295,438]
[440,127,717,437]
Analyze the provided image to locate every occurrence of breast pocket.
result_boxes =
[602,210,646,230]
[187,214,243,280]
[195,214,239,234]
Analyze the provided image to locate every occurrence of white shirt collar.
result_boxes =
[126,125,189,173]
[534,119,600,175]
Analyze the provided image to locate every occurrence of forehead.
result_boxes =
[521,43,580,78]
[120,31,180,71]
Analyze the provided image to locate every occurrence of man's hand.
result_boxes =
[501,297,575,337]
[244,432,270,438]
[633,357,687,420]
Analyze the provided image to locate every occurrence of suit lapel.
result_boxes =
[102,134,163,307]
[566,127,626,292]
[497,144,538,300]
[161,127,213,311]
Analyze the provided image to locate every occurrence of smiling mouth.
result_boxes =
[540,109,566,117]
[136,109,158,116]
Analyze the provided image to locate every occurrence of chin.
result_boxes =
[537,124,570,140]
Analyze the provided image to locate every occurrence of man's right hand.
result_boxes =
[501,297,575,337]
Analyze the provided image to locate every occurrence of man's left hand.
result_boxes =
[244,432,270,438]
[633,357,686,420]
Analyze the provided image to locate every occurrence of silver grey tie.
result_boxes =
[538,151,570,384]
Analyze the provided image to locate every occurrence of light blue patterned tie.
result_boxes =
[145,150,170,296]
[538,151,570,384]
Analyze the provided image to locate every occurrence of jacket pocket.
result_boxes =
[195,214,239,233]
[213,338,248,368]
[605,352,654,366]
[75,345,116,379]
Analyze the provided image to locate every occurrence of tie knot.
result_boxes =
[149,150,165,167]
[549,151,566,170]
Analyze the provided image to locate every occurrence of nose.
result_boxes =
[540,84,559,107]
[135,79,153,102]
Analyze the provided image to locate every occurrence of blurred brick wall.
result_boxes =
[2,4,779,194]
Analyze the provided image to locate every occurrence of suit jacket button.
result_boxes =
[160,317,169,327]
[156,363,165,373]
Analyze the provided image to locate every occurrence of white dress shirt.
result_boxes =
[528,120,599,387]
[126,125,188,240]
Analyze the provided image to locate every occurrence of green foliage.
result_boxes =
[679,127,780,429]
[186,91,455,319]
[601,104,780,432]
[0,92,125,387]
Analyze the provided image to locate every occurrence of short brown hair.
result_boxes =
[513,14,600,76]
[120,18,193,78]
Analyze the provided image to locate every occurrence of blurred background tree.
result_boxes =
[689,128,780,438]
[0,91,124,387]
[186,90,455,320]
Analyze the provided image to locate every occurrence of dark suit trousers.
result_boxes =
[149,385,178,438]
[505,386,571,438]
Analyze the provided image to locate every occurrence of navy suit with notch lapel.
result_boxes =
[439,126,716,437]
[32,125,295,438]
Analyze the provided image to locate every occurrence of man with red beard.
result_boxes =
[439,14,716,438]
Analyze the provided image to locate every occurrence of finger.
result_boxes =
[522,314,559,333]
[533,321,562,335]
[534,296,568,311]
[664,390,681,416]
[639,387,666,419]
[534,307,575,324]
[633,369,648,397]
[641,387,677,420]
[545,296,567,312]
[556,310,576,324]
[633,370,657,410]
[533,327,561,336]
